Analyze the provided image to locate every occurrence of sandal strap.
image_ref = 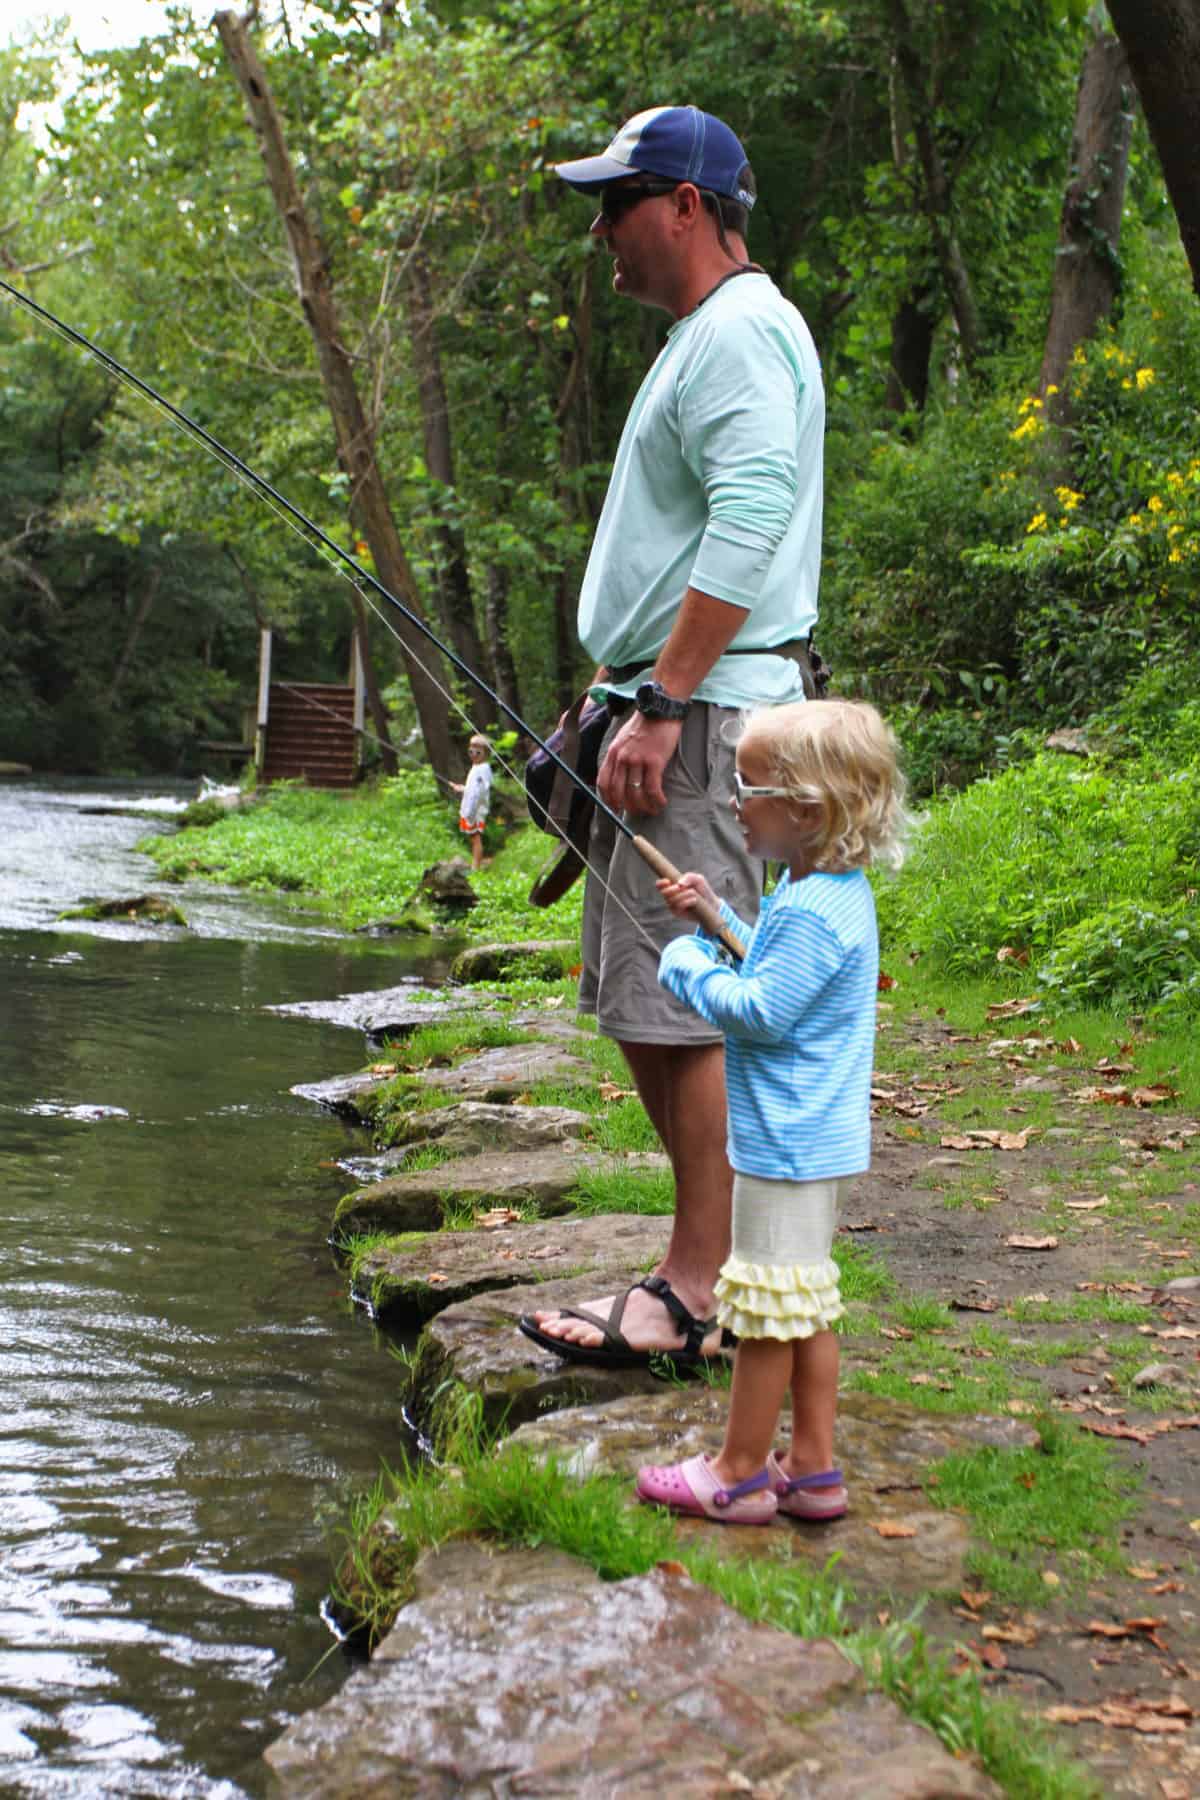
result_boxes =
[635,1274,717,1358]
[712,1468,771,1508]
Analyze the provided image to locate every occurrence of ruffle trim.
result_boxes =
[714,1254,843,1341]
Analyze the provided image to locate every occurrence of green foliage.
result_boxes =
[876,735,1200,1014]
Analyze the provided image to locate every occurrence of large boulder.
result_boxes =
[452,940,577,983]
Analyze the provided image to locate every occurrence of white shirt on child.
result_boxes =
[460,763,492,827]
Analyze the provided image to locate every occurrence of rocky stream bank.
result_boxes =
[264,956,1200,1798]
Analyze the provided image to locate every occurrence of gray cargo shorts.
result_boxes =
[578,702,763,1045]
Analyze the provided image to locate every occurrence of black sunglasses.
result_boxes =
[596,179,680,226]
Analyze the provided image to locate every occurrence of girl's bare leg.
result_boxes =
[781,1329,840,1477]
[709,1337,793,1486]
[470,833,484,869]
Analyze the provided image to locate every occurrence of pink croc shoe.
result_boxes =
[635,1453,777,1524]
[767,1453,848,1521]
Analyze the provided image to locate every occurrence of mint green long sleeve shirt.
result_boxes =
[578,272,824,709]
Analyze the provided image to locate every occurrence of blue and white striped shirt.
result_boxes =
[658,870,878,1181]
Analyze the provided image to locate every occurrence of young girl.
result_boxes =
[636,698,907,1525]
[451,733,493,870]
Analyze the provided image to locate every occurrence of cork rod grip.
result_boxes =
[631,834,746,963]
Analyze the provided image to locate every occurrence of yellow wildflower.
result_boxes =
[1026,512,1048,534]
[1017,394,1044,416]
[1121,377,1132,390]
[1045,384,1059,396]
[1054,486,1083,511]
[1169,549,1183,564]
[1167,472,1184,489]
[1071,346,1087,366]
[1011,416,1042,442]
[1128,513,1142,527]
[1148,495,1164,513]
[1136,367,1155,390]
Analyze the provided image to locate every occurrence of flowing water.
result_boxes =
[0,778,448,1796]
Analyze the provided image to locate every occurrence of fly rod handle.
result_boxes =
[631,834,746,963]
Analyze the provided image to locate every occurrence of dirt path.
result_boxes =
[846,999,1200,1797]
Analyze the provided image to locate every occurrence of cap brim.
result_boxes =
[554,152,635,191]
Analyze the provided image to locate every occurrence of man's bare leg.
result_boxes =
[529,1039,731,1353]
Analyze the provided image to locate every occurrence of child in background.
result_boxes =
[452,734,493,870]
[636,699,907,1525]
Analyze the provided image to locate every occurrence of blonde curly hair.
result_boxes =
[737,699,910,872]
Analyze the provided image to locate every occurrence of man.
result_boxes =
[519,105,825,1365]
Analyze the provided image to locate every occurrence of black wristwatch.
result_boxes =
[634,679,692,722]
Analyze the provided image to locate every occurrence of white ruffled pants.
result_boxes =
[714,1172,844,1341]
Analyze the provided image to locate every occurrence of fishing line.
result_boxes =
[0,274,706,958]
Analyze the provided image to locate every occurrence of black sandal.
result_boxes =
[517,1274,719,1369]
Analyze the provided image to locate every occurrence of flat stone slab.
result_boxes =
[384,1099,593,1155]
[406,1267,711,1437]
[334,1148,668,1237]
[269,982,490,1035]
[291,1071,387,1121]
[264,1541,999,1797]
[415,1039,596,1100]
[508,1387,1037,1599]
[353,1212,669,1325]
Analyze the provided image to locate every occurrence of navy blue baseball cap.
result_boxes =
[555,106,755,211]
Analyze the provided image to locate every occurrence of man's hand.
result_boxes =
[597,712,682,815]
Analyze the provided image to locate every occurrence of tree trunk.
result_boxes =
[1040,27,1134,417]
[214,10,455,779]
[483,562,522,724]
[885,291,936,414]
[886,0,983,373]
[406,249,495,725]
[1107,0,1200,298]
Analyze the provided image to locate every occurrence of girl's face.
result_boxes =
[733,739,823,876]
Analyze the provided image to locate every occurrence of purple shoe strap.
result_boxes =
[713,1467,771,1507]
[781,1467,843,1493]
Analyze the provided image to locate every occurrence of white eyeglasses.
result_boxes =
[732,770,792,810]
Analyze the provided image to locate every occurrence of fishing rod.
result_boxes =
[0,275,745,959]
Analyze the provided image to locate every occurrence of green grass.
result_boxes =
[329,1402,1098,1799]
[565,1166,676,1217]
[927,1414,1139,1605]
[392,1017,535,1065]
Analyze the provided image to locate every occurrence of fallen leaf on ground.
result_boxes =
[869,1520,918,1538]
[1086,1617,1167,1641]
[996,946,1029,965]
[1044,1699,1190,1733]
[940,1133,977,1151]
[960,1587,992,1611]
[966,1128,1036,1150]
[986,997,1041,1018]
[982,1622,1039,1646]
[541,995,565,1010]
[367,1062,398,1075]
[1077,1420,1152,1444]
[877,972,898,991]
[1071,1085,1133,1105]
[1006,1234,1059,1250]
[880,1325,913,1340]
[425,1272,449,1286]
[1005,1399,1038,1414]
[842,1219,881,1232]
[1132,1084,1177,1107]
[1058,1036,1084,1054]
[1127,1565,1160,1581]
[597,1082,637,1101]
[950,1295,999,1312]
[978,1643,1007,1669]
[1158,1779,1191,1800]
[1065,1196,1109,1211]
[1042,1569,1061,1588]
[476,1207,523,1229]
[1158,1325,1200,1339]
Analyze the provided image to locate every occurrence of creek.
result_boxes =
[0,778,445,1796]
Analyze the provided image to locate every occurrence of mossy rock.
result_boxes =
[357,906,437,937]
[59,893,189,927]
[452,940,577,984]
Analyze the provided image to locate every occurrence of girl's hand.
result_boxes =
[656,871,718,918]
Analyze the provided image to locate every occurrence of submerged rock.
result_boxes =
[333,1146,667,1237]
[58,893,189,926]
[264,1541,1000,1797]
[452,939,576,983]
[269,983,484,1037]
[351,1210,668,1326]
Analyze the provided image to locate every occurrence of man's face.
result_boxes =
[590,177,680,307]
